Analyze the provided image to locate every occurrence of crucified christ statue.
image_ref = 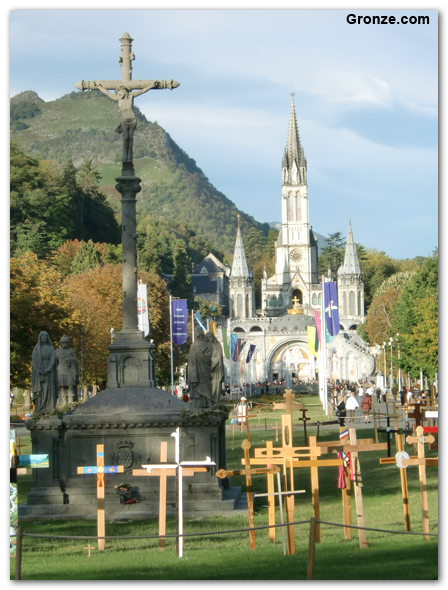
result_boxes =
[94,81,172,163]
[75,32,179,166]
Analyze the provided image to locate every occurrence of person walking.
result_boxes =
[360,392,372,423]
[399,386,407,406]
[346,392,360,423]
[336,396,347,426]
[358,384,365,403]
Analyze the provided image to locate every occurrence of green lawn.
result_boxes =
[11,411,438,580]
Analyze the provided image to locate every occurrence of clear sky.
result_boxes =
[9,2,438,260]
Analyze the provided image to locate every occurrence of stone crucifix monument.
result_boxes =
[75,32,179,388]
[22,34,235,521]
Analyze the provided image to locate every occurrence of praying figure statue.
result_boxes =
[188,326,213,409]
[206,331,224,405]
[56,335,79,406]
[94,81,172,163]
[31,331,58,414]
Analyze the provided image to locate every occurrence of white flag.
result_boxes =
[137,282,150,337]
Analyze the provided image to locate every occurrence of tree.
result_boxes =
[10,252,81,388]
[243,227,268,269]
[318,232,346,276]
[10,143,120,258]
[64,264,172,386]
[360,249,401,309]
[391,255,438,378]
[169,242,193,305]
[361,271,416,346]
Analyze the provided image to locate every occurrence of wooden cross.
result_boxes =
[377,416,401,457]
[300,408,310,446]
[272,388,305,414]
[254,469,305,556]
[317,428,387,544]
[270,421,279,441]
[133,439,207,552]
[83,543,95,557]
[379,434,413,532]
[403,426,437,540]
[77,444,124,550]
[216,439,280,551]
[136,428,215,558]
[242,414,342,550]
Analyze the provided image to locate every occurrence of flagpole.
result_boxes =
[170,295,174,396]
[320,274,328,415]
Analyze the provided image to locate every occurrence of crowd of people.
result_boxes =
[331,378,434,426]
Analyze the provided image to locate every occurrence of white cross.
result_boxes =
[141,427,215,558]
[325,300,338,318]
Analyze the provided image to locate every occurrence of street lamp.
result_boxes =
[396,333,402,390]
[383,342,387,389]
[389,337,393,395]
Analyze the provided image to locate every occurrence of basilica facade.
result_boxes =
[217,96,375,385]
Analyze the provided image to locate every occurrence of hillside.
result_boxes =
[10,90,269,256]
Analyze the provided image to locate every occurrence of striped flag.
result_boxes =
[232,338,242,362]
[307,326,319,359]
[222,328,230,359]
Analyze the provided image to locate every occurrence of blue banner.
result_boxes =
[246,344,256,363]
[323,282,340,337]
[172,299,188,345]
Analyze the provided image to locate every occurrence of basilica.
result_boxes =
[216,95,375,385]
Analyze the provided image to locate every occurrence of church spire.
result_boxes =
[231,224,250,278]
[282,94,307,185]
[339,220,361,275]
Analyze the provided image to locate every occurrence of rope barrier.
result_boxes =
[317,520,438,537]
[19,518,438,541]
[19,519,311,541]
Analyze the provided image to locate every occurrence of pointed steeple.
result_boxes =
[282,94,307,185]
[339,220,361,275]
[231,222,250,278]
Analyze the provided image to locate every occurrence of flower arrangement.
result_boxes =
[114,483,136,504]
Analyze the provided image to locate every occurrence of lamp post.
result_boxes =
[397,333,402,391]
[383,342,387,389]
[389,337,393,394]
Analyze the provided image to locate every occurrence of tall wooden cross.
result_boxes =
[133,437,208,553]
[137,428,215,558]
[216,439,280,551]
[75,32,179,172]
[243,413,342,550]
[403,426,437,540]
[317,428,387,546]
[379,434,413,532]
[77,444,124,550]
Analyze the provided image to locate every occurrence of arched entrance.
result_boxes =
[268,340,315,381]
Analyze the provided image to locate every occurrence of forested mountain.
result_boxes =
[10,90,270,256]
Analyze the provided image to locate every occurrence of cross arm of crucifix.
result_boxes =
[75,79,180,92]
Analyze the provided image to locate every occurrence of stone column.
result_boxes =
[115,175,141,333]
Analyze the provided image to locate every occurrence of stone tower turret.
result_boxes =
[337,220,364,327]
[229,221,255,319]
